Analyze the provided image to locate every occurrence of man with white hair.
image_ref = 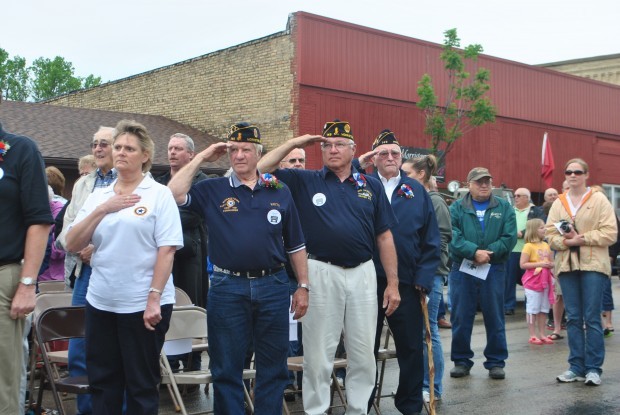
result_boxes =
[504,187,543,315]
[168,122,309,414]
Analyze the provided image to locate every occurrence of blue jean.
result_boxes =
[207,270,290,415]
[449,262,508,369]
[68,264,92,414]
[423,276,444,398]
[602,276,614,312]
[504,252,523,312]
[559,271,606,376]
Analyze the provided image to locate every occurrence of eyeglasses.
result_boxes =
[564,170,585,176]
[91,141,110,149]
[286,158,305,164]
[377,150,402,159]
[321,142,353,151]
[514,194,528,198]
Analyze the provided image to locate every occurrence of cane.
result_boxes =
[420,293,436,415]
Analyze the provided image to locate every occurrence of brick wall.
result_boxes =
[543,55,620,86]
[48,32,296,150]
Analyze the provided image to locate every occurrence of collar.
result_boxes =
[96,167,117,179]
[377,170,401,186]
[102,174,152,194]
[229,170,260,188]
[320,164,357,179]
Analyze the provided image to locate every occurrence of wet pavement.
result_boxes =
[40,279,620,414]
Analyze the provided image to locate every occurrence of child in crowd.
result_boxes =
[520,219,555,345]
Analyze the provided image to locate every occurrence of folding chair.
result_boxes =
[37,280,68,293]
[283,356,348,415]
[28,291,73,406]
[160,305,256,415]
[175,287,193,306]
[34,306,90,415]
[374,318,397,414]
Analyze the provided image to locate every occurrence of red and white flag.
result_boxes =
[541,132,554,188]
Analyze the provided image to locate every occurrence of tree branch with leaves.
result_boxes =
[417,29,496,166]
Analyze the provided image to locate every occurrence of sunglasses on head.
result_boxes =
[564,170,585,176]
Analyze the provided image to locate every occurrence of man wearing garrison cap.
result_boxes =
[359,130,441,414]
[258,120,399,415]
[168,122,309,414]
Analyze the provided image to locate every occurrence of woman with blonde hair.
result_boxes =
[546,158,617,386]
[66,120,182,413]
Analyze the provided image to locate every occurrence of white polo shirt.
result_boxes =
[72,175,183,313]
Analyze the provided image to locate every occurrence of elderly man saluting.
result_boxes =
[360,130,441,415]
[258,120,399,415]
[168,123,309,415]
[448,167,516,380]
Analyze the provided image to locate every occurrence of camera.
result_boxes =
[557,219,576,235]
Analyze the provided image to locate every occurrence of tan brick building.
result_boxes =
[47,31,296,150]
[541,54,620,86]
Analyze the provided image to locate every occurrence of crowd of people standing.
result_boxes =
[1,91,617,415]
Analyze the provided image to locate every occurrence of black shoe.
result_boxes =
[488,367,505,379]
[504,309,515,316]
[284,384,296,402]
[450,365,471,378]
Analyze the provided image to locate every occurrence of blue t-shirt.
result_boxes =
[274,166,397,267]
[186,174,305,271]
[472,198,490,231]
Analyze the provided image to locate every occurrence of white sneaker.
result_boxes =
[556,370,585,383]
[336,377,344,388]
[423,390,441,403]
[585,372,601,386]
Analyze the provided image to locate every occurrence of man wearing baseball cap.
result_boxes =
[448,167,516,380]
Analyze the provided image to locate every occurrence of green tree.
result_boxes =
[416,28,497,166]
[80,74,102,90]
[0,48,30,101]
[29,56,83,101]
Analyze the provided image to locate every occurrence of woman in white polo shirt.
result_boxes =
[66,120,182,414]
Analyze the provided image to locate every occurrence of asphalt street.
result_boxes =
[40,279,620,414]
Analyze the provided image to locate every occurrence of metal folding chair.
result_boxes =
[34,306,90,415]
[160,305,256,415]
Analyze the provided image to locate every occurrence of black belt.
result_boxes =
[213,265,284,279]
[0,260,20,268]
[307,254,367,269]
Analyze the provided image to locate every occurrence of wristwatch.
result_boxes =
[19,277,36,286]
[298,283,310,292]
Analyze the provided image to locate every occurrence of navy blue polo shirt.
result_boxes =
[370,171,441,290]
[0,124,54,262]
[275,166,397,267]
[184,173,305,271]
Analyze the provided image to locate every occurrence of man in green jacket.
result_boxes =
[448,167,517,380]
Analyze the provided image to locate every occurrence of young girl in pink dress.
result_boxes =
[520,218,555,345]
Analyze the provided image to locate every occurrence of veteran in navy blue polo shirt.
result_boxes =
[360,130,441,415]
[168,123,309,415]
[258,120,400,415]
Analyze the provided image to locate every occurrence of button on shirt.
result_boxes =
[275,166,397,267]
[185,174,305,271]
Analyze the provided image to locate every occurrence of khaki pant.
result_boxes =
[0,263,25,414]
[301,259,377,415]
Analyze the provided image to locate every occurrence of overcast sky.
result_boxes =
[2,0,618,82]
